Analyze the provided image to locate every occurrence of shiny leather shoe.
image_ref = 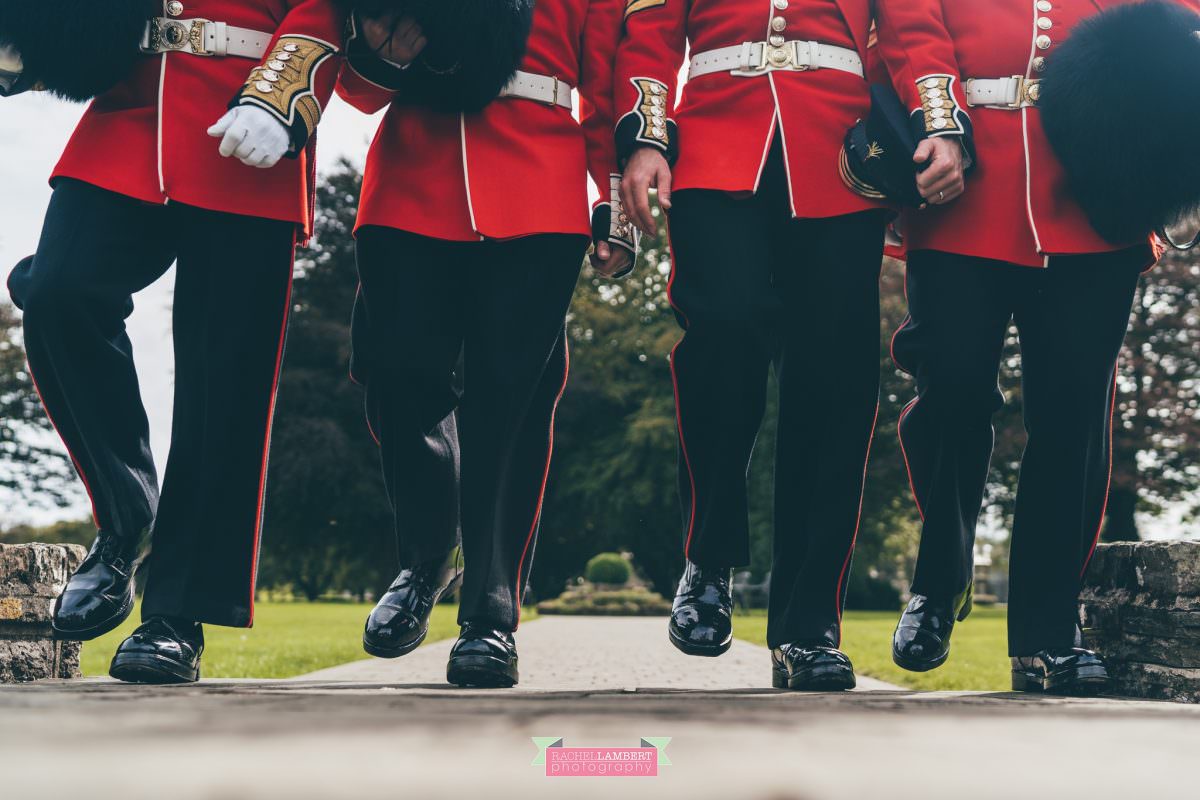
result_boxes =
[446,623,519,688]
[1012,647,1109,696]
[892,590,972,673]
[363,552,463,659]
[52,529,146,641]
[772,642,857,691]
[109,617,203,685]
[668,561,733,657]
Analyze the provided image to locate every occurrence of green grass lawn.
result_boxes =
[734,607,1012,692]
[81,602,465,679]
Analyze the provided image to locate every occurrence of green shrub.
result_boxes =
[584,553,631,586]
[536,585,671,616]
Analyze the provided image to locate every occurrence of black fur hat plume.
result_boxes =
[343,0,535,112]
[0,0,157,101]
[1040,1,1200,244]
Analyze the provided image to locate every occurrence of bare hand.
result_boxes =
[590,242,634,279]
[360,15,427,67]
[620,147,673,236]
[915,137,966,206]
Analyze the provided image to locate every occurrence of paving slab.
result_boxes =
[1,617,1198,800]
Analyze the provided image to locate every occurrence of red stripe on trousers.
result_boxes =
[835,402,880,631]
[247,256,296,627]
[513,339,571,627]
[664,225,700,561]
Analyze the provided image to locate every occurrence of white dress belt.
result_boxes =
[689,40,864,79]
[497,70,574,110]
[964,76,1042,109]
[140,18,272,59]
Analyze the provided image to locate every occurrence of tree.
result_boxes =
[0,300,75,510]
[1106,248,1200,540]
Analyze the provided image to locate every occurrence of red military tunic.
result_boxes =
[614,0,883,219]
[52,0,344,235]
[875,0,1200,267]
[337,0,627,242]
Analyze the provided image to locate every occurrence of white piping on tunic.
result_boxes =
[156,53,168,202]
[459,113,484,241]
[767,75,797,217]
[1020,0,1044,260]
[752,0,783,198]
[750,106,779,196]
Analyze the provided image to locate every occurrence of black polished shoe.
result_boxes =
[1012,647,1109,696]
[52,529,147,641]
[668,561,733,657]
[772,642,857,691]
[892,590,972,673]
[109,617,203,685]
[446,623,519,688]
[363,552,463,659]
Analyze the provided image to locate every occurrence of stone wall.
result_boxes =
[0,543,87,682]
[1080,541,1200,703]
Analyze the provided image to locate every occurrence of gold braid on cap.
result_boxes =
[236,35,337,149]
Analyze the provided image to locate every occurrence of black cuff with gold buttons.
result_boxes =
[615,77,678,167]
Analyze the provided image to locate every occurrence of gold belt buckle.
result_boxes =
[146,18,211,55]
[1008,75,1041,108]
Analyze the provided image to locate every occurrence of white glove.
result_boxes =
[207,106,292,169]
[0,44,22,74]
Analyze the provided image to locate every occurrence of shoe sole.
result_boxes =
[772,665,857,692]
[668,627,733,658]
[361,572,463,659]
[363,627,429,659]
[109,653,199,685]
[51,590,135,642]
[446,654,518,688]
[1012,665,1109,696]
[892,649,950,673]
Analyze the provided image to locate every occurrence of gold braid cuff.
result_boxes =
[236,35,337,149]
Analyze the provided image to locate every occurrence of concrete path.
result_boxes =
[301,615,900,691]
[2,617,1199,800]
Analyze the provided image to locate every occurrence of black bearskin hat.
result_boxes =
[342,0,535,112]
[1040,1,1200,244]
[0,0,157,101]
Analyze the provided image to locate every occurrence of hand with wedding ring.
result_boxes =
[915,137,966,207]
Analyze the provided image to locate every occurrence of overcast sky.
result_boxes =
[1,93,383,525]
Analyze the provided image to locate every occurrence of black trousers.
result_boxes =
[7,179,296,628]
[353,226,587,632]
[892,248,1143,656]
[666,139,887,649]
